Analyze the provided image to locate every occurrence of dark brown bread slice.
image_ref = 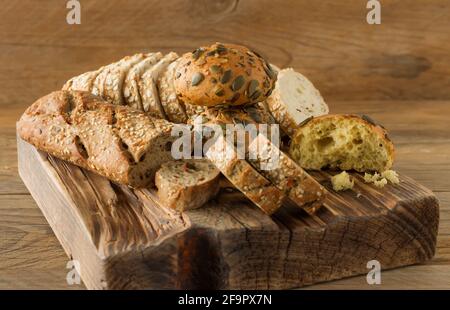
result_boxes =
[155,159,220,211]
[17,90,177,187]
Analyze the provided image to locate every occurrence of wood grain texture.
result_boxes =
[0,0,450,104]
[17,136,439,289]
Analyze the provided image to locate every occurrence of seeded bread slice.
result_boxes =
[247,133,326,214]
[205,134,285,215]
[140,52,178,119]
[123,52,163,111]
[158,59,188,123]
[102,53,147,106]
[266,68,329,137]
[17,90,177,187]
[289,114,395,172]
[62,68,104,92]
[155,159,220,211]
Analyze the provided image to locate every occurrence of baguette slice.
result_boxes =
[155,159,220,211]
[123,52,163,111]
[63,68,104,92]
[17,90,177,187]
[205,134,285,215]
[140,52,178,119]
[247,133,326,214]
[266,68,329,136]
[102,53,147,105]
[158,59,188,123]
[289,114,395,172]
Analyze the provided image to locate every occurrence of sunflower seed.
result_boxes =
[251,90,261,100]
[264,64,275,79]
[191,72,204,86]
[221,70,232,84]
[175,72,181,79]
[231,75,245,91]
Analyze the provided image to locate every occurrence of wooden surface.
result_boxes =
[1,0,450,289]
[16,136,440,289]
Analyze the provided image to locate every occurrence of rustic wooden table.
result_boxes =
[1,0,449,289]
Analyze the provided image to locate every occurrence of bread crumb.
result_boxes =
[373,178,388,188]
[381,170,400,184]
[364,169,399,188]
[331,171,354,191]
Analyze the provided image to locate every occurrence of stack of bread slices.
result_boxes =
[17,43,395,216]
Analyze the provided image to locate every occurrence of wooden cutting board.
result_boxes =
[17,136,439,289]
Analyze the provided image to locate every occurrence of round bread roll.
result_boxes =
[174,43,276,107]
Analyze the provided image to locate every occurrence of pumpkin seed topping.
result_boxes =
[221,70,232,84]
[191,72,204,86]
[231,75,245,91]
[248,80,259,97]
[210,65,221,74]
[215,88,225,97]
[192,48,204,60]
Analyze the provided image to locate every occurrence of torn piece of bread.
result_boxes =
[331,171,354,191]
[266,68,329,136]
[289,114,395,173]
[155,159,220,211]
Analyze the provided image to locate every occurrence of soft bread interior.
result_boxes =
[278,69,328,124]
[290,117,392,172]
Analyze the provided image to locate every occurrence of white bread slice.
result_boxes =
[139,52,178,119]
[123,52,163,111]
[266,68,328,136]
[155,159,220,211]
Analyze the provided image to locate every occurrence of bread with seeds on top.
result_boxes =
[17,90,177,187]
[174,42,277,107]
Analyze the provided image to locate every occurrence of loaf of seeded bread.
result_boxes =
[155,159,221,211]
[266,68,329,137]
[17,90,177,187]
[205,134,285,215]
[289,114,395,172]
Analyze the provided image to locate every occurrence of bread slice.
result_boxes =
[155,159,220,211]
[102,53,147,105]
[62,68,104,92]
[140,52,178,119]
[205,134,285,215]
[158,59,188,123]
[247,133,326,214]
[289,114,395,172]
[123,52,163,111]
[17,90,177,188]
[266,68,329,136]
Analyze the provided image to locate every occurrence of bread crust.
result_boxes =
[17,90,176,187]
[174,43,276,107]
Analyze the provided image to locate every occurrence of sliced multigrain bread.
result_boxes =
[205,134,285,215]
[102,53,147,106]
[266,68,329,136]
[155,159,221,211]
[123,52,163,111]
[63,68,104,92]
[139,52,178,119]
[289,114,395,172]
[17,90,177,187]
[247,133,326,214]
[157,58,188,123]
